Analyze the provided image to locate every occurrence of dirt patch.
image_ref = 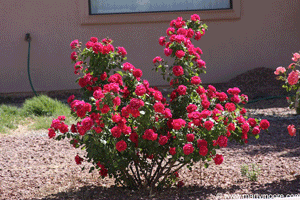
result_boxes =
[1,114,300,199]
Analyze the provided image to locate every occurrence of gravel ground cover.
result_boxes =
[1,67,300,200]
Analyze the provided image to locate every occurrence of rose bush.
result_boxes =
[49,14,270,191]
[275,52,300,137]
[275,52,300,113]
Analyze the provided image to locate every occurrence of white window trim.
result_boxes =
[77,0,240,25]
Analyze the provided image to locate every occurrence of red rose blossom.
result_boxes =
[204,120,214,131]
[116,140,127,152]
[173,65,184,76]
[175,50,185,59]
[191,76,201,85]
[159,135,168,145]
[252,126,260,135]
[217,135,228,147]
[135,84,146,96]
[199,145,208,156]
[260,119,270,130]
[133,68,143,79]
[159,36,166,46]
[214,154,223,165]
[186,134,195,142]
[117,46,127,56]
[48,128,56,139]
[247,118,257,127]
[154,102,165,113]
[183,143,194,155]
[225,103,236,112]
[172,118,186,130]
[75,155,83,165]
[177,85,187,95]
[169,147,176,155]
[186,104,197,113]
[288,124,296,136]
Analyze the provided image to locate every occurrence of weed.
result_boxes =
[240,163,261,181]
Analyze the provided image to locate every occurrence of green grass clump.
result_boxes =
[0,95,76,134]
[21,95,68,116]
[21,95,76,130]
[0,104,22,133]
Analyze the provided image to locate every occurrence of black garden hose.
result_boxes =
[25,33,37,96]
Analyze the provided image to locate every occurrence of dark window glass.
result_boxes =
[89,0,232,15]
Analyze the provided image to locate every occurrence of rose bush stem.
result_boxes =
[121,168,138,189]
[151,159,174,188]
[158,161,187,188]
[137,161,151,186]
[129,162,141,186]
[133,161,142,186]
[156,160,176,188]
[149,157,169,185]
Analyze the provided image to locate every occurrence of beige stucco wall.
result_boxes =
[0,0,300,93]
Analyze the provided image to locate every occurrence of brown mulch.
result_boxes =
[1,67,300,200]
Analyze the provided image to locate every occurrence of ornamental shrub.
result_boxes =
[275,52,300,113]
[49,14,270,191]
[275,52,300,137]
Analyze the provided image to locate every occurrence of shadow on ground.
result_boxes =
[37,177,300,200]
[37,184,236,200]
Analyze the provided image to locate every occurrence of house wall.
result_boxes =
[0,0,300,93]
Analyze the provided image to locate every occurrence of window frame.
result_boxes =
[88,0,233,16]
[77,0,240,25]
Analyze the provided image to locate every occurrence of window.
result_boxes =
[77,0,240,25]
[89,0,232,15]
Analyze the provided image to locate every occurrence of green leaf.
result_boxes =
[204,163,209,168]
[56,135,62,141]
[83,135,89,143]
[116,71,123,76]
[254,135,259,139]
[89,166,95,173]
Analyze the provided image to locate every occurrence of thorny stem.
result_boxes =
[138,161,151,186]
[156,160,176,185]
[121,168,138,189]
[151,158,174,188]
[149,157,170,185]
[129,162,141,186]
[158,161,187,187]
[147,156,159,180]
[200,160,202,185]
[134,161,142,186]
